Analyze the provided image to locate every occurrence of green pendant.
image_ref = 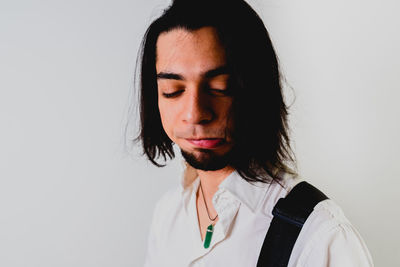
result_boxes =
[203,224,214,249]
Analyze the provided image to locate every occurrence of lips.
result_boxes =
[186,138,224,149]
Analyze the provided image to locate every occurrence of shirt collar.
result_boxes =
[179,160,278,213]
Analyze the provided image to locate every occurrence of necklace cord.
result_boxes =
[199,181,218,221]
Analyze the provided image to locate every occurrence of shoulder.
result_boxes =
[256,172,303,216]
[144,185,183,267]
[146,185,183,245]
[290,199,374,266]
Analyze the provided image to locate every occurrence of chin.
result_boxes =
[180,148,232,171]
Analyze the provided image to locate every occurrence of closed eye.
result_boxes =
[161,88,231,98]
[161,90,184,98]
[207,88,231,96]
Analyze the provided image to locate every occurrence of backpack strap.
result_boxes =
[256,181,328,267]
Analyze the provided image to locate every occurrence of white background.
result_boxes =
[1,0,399,266]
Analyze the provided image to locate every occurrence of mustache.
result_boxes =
[174,128,230,139]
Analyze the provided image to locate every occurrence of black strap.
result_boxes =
[256,181,328,267]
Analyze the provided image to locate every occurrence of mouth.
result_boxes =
[185,138,225,149]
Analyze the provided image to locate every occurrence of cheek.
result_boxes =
[215,100,234,123]
[217,101,235,138]
[158,101,176,138]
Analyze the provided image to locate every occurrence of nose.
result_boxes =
[182,88,214,125]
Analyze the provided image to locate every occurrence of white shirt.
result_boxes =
[144,163,374,267]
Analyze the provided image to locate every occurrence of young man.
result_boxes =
[136,0,373,266]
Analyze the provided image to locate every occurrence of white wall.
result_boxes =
[0,0,398,266]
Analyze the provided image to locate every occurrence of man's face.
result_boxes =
[156,27,235,171]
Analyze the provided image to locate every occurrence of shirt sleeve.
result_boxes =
[301,223,374,267]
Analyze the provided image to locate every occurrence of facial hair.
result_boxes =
[180,147,234,171]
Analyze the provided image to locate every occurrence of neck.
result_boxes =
[196,166,235,197]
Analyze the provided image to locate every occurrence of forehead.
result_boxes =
[155,27,227,76]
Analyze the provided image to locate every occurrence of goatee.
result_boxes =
[180,148,233,171]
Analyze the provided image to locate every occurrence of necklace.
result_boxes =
[199,181,218,249]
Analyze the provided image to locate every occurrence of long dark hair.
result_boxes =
[133,0,296,183]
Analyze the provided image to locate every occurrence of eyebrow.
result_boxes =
[156,65,230,81]
[156,72,183,80]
